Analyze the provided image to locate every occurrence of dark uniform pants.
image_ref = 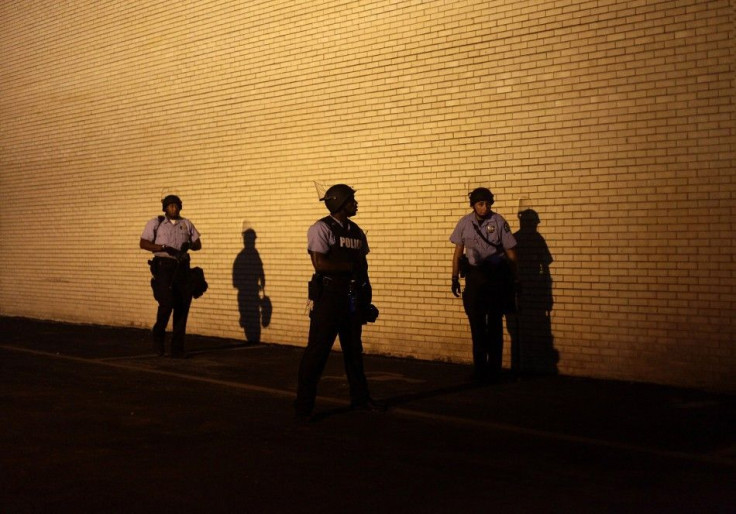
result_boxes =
[462,263,507,380]
[295,285,370,416]
[151,257,192,356]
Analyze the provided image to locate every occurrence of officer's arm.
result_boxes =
[310,251,353,274]
[140,238,164,253]
[190,238,202,251]
[452,244,464,278]
[505,246,518,276]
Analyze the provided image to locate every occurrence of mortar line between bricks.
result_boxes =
[2,344,734,468]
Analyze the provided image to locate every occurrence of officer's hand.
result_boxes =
[162,245,178,256]
[451,277,461,297]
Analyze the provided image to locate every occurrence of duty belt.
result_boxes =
[320,275,353,292]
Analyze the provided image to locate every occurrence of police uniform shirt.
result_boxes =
[450,212,516,266]
[141,217,201,259]
[307,217,370,256]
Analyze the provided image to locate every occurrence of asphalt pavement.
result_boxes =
[1,316,734,513]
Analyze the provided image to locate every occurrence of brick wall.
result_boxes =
[1,0,734,391]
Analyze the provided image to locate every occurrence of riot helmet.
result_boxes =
[321,184,356,213]
[469,187,494,206]
[162,194,182,211]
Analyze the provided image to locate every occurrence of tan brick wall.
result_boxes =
[1,0,734,390]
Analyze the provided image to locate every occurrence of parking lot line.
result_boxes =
[2,343,734,468]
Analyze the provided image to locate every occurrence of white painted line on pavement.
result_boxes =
[2,343,734,467]
[0,344,307,402]
[97,344,268,362]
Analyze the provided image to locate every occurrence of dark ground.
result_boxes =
[1,316,734,513]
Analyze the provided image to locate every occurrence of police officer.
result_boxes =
[295,184,382,420]
[139,194,202,357]
[450,187,518,382]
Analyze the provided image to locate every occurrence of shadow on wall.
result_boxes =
[508,208,559,375]
[232,227,272,344]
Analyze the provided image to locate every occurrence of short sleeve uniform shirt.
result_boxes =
[141,217,200,259]
[450,212,516,266]
[307,217,370,256]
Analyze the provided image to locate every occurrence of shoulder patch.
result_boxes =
[504,222,511,233]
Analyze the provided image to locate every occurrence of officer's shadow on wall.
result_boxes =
[508,209,559,375]
[232,227,272,344]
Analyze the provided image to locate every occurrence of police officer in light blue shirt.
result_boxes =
[140,194,202,357]
[450,187,517,382]
[295,184,382,421]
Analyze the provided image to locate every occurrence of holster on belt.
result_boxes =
[308,273,324,301]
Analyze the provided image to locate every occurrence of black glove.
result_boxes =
[451,277,461,297]
[162,245,178,256]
